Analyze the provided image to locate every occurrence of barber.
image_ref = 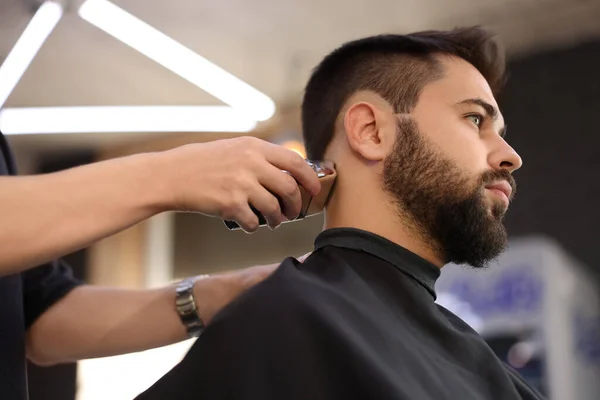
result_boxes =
[0,131,320,400]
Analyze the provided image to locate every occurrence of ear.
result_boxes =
[343,101,396,162]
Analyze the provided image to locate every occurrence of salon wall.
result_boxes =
[172,213,323,278]
[499,39,600,282]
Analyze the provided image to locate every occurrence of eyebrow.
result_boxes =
[456,98,506,138]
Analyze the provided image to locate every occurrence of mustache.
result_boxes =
[480,169,517,200]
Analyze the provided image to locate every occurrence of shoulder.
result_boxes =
[143,254,354,399]
[214,257,321,321]
[503,363,547,399]
[435,304,480,335]
[207,252,343,333]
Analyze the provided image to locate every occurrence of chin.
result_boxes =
[487,200,508,221]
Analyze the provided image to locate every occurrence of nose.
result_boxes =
[487,138,523,173]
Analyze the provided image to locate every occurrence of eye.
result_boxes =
[466,114,484,127]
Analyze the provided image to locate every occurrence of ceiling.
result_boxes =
[2,0,600,156]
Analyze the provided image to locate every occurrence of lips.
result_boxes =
[485,181,513,201]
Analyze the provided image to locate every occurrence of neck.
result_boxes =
[323,180,446,268]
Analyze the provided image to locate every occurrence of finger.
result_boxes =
[225,198,260,233]
[257,165,302,220]
[262,144,322,196]
[248,187,284,230]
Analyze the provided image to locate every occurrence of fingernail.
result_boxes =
[242,226,259,234]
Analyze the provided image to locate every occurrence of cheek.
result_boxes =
[444,137,486,174]
[418,115,488,174]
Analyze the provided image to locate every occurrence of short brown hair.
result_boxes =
[301,26,506,160]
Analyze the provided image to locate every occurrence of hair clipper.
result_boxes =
[224,160,337,231]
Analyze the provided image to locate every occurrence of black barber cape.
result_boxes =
[0,132,82,400]
[139,228,545,400]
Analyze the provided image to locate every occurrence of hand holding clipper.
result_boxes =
[224,160,336,231]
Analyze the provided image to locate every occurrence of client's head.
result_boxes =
[301,26,522,269]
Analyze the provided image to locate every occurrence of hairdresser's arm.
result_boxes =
[25,264,278,366]
[0,137,320,276]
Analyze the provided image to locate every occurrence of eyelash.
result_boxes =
[466,113,485,128]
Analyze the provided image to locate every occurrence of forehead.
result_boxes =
[417,55,503,119]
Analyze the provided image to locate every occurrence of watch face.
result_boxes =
[176,279,194,293]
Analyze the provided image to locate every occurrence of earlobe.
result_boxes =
[344,102,392,162]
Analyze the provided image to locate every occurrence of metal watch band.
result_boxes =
[175,275,209,338]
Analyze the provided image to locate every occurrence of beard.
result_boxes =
[382,117,517,269]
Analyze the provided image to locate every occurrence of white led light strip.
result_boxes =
[0,1,63,109]
[78,0,276,122]
[0,1,275,135]
[0,106,257,134]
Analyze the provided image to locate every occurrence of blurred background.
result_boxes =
[1,0,599,399]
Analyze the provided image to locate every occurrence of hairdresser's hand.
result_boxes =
[157,137,321,232]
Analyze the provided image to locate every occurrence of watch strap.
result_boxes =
[175,275,208,338]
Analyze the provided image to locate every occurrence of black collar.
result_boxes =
[314,228,441,299]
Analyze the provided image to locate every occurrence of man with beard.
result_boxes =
[137,26,544,400]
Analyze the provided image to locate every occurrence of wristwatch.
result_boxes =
[175,275,209,338]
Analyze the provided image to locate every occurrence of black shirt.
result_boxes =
[0,132,82,400]
[138,228,545,400]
